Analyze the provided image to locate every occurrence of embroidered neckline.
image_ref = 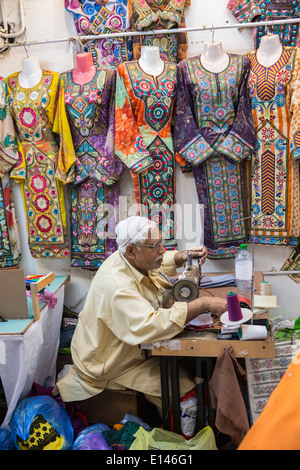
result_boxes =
[198,53,232,75]
[248,47,295,100]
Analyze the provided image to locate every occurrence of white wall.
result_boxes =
[0,0,299,319]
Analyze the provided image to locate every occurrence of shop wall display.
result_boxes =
[0,0,299,318]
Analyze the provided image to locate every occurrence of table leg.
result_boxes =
[170,357,181,435]
[195,358,205,432]
[160,356,170,430]
[206,357,216,428]
[160,356,216,435]
[195,357,216,432]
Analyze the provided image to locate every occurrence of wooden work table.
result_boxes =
[143,271,275,435]
[150,271,275,359]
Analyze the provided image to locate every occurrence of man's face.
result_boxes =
[126,226,166,273]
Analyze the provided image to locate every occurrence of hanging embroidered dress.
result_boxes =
[6,71,76,259]
[128,0,190,63]
[174,54,255,259]
[0,78,22,268]
[227,0,300,48]
[60,67,126,268]
[115,60,186,249]
[65,0,133,67]
[246,47,300,245]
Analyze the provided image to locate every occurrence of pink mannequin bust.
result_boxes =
[72,52,96,85]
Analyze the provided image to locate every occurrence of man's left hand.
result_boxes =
[187,246,208,265]
[175,246,208,266]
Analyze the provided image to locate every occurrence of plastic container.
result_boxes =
[235,243,253,304]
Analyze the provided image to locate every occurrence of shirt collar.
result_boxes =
[120,252,145,284]
[119,251,164,288]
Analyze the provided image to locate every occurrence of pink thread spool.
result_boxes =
[227,291,243,322]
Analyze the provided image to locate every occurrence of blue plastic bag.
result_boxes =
[0,428,16,450]
[72,423,111,450]
[10,395,74,450]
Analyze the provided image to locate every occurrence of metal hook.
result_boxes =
[23,43,29,58]
[211,28,215,43]
[77,36,85,53]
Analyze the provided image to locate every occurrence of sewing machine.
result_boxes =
[172,252,201,302]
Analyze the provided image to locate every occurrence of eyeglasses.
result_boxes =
[138,241,164,250]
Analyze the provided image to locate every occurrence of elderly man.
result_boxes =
[55,216,227,416]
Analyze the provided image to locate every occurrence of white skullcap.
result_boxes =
[116,216,157,250]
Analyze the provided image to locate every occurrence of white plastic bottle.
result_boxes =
[235,243,253,305]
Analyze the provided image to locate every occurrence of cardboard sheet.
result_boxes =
[0,269,28,319]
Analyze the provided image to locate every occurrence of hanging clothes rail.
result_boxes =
[6,16,300,48]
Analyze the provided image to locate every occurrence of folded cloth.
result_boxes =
[27,289,58,309]
[185,313,214,331]
[200,274,236,288]
[209,346,249,447]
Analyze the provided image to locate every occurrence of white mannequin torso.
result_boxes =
[256,34,282,67]
[200,42,229,73]
[138,46,164,77]
[18,56,43,88]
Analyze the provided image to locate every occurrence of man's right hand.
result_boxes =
[185,296,227,324]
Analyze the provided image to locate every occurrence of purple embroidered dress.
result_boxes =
[174,54,255,259]
[60,67,125,268]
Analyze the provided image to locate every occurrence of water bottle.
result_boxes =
[235,243,253,305]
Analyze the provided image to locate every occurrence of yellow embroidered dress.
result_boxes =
[6,71,76,259]
[247,47,300,245]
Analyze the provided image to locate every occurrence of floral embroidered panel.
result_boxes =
[174,54,256,259]
[6,71,76,259]
[128,0,191,63]
[227,0,300,48]
[60,67,126,268]
[65,0,133,67]
[115,61,187,249]
[0,78,22,268]
[247,47,300,245]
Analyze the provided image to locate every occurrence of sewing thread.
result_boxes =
[227,291,243,322]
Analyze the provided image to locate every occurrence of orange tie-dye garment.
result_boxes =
[115,60,188,249]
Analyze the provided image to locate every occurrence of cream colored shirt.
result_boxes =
[56,250,194,402]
